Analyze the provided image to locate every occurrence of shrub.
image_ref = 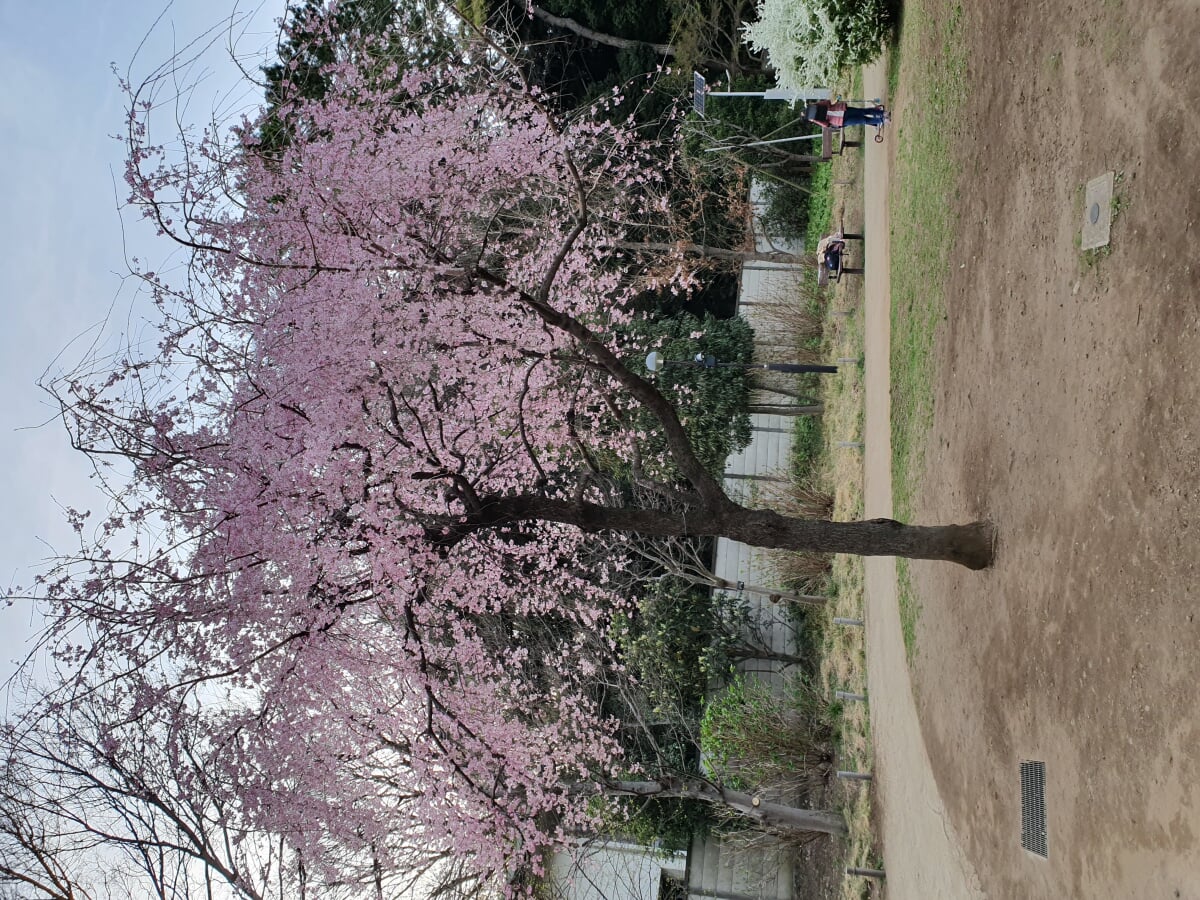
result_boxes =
[612,576,719,714]
[741,0,893,91]
[617,312,755,480]
[700,674,835,793]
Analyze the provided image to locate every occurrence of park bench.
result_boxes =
[820,128,862,161]
[816,211,864,287]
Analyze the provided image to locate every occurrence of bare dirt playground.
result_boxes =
[890,0,1200,896]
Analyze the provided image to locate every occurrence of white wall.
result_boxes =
[549,842,685,900]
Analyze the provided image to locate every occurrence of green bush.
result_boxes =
[790,414,824,482]
[700,674,835,791]
[618,796,713,850]
[802,162,834,252]
[612,576,718,714]
[615,312,755,481]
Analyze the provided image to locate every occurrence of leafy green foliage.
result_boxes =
[259,0,459,153]
[611,577,718,716]
[700,674,835,791]
[617,313,754,481]
[619,797,713,850]
[790,414,824,482]
[798,161,833,251]
[604,575,725,848]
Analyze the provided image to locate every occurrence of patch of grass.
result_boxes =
[772,84,876,897]
[804,162,835,252]
[885,3,904,99]
[895,558,920,662]
[791,415,824,481]
[1081,244,1112,268]
[889,0,967,527]
[1111,171,1129,220]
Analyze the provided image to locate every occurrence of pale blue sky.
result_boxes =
[0,0,283,684]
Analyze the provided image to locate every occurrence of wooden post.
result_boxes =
[846,867,886,880]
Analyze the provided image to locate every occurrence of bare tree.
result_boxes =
[0,682,479,900]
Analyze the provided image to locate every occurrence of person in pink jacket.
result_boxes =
[805,99,888,129]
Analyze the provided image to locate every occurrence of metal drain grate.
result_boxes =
[1020,760,1048,858]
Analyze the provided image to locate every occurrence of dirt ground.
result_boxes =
[900,0,1200,896]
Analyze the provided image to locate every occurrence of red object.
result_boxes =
[804,100,847,129]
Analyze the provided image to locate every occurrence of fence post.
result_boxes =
[846,867,886,880]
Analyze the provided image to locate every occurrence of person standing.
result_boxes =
[804,99,888,129]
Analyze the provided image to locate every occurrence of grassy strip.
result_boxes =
[814,140,876,900]
[889,0,967,660]
[774,76,879,892]
[803,162,835,252]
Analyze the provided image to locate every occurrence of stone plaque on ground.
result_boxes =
[1080,171,1115,250]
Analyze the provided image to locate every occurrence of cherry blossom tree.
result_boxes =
[17,4,991,893]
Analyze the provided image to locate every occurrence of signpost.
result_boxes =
[692,71,830,117]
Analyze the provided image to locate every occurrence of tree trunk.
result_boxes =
[528,5,678,55]
[725,646,810,667]
[708,576,826,607]
[603,778,847,835]
[447,495,995,569]
[613,240,803,266]
[746,403,824,416]
[712,509,995,570]
[527,5,729,71]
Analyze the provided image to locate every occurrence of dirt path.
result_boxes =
[858,58,983,899]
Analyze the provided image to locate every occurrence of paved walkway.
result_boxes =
[858,59,984,900]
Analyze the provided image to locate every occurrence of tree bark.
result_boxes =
[725,647,810,666]
[746,403,824,417]
[525,5,748,74]
[613,240,803,266]
[440,495,995,569]
[529,5,677,56]
[603,778,847,835]
[708,576,826,607]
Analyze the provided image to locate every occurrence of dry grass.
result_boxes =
[815,143,880,900]
[729,82,878,895]
[771,549,833,596]
[750,272,826,346]
[756,471,835,521]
